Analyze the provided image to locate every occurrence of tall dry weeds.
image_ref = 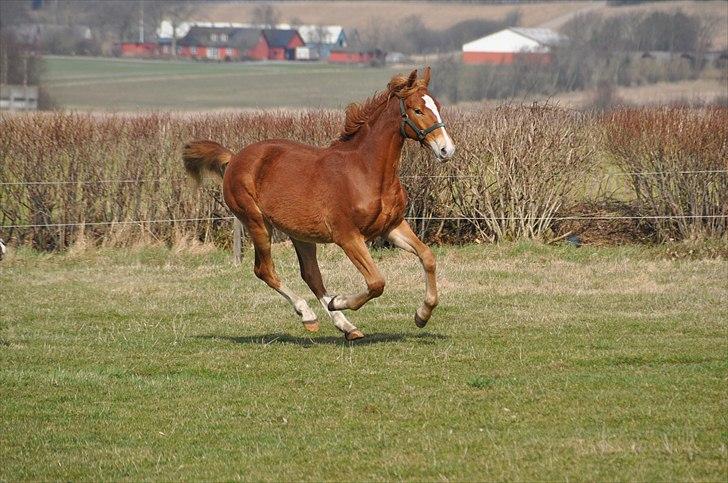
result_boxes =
[2,107,723,251]
[604,107,728,240]
[448,106,594,241]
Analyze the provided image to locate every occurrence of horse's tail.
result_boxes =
[182,140,233,188]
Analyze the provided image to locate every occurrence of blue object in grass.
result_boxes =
[566,234,582,247]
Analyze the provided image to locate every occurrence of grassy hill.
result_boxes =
[42,56,401,111]
[199,1,727,49]
[198,1,600,31]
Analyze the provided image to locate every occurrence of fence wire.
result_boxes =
[3,214,727,230]
[1,170,727,186]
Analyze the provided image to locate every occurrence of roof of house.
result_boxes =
[508,28,565,47]
[178,26,260,49]
[261,29,302,48]
[463,27,566,53]
[295,25,344,45]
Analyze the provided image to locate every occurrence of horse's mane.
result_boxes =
[333,73,427,144]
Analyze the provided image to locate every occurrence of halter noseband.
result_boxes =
[399,97,446,143]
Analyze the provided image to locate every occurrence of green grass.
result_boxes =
[42,56,401,110]
[1,243,727,480]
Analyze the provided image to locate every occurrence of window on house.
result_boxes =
[220,34,228,42]
[190,46,197,55]
[211,33,218,42]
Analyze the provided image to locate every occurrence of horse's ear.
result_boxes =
[406,69,418,87]
[422,66,431,86]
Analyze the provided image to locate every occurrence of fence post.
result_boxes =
[232,218,243,265]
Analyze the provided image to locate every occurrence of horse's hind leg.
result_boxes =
[292,239,362,340]
[244,216,319,332]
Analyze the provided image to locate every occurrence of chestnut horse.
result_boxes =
[183,67,455,340]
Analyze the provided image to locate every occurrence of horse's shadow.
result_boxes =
[195,331,447,347]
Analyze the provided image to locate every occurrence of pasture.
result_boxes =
[42,56,400,110]
[1,243,726,480]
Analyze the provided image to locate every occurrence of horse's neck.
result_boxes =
[355,100,404,185]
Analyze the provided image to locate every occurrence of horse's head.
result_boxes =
[396,67,456,160]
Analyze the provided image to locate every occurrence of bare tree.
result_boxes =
[152,1,195,57]
[252,4,280,28]
[0,0,30,30]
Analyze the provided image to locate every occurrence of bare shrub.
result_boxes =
[447,105,595,241]
[3,107,724,251]
[603,107,728,240]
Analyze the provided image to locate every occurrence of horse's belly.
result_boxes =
[263,207,333,243]
[361,199,406,240]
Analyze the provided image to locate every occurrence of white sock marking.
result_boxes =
[319,296,356,333]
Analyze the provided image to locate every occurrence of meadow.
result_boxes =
[42,56,400,110]
[1,242,726,480]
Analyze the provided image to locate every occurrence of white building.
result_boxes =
[462,28,566,65]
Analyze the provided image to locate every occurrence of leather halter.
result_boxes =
[399,97,445,143]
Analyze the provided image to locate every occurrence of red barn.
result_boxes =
[247,29,305,60]
[328,48,384,64]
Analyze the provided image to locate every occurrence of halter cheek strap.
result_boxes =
[399,98,446,143]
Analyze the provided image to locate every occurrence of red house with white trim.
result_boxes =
[176,26,304,61]
[177,26,261,60]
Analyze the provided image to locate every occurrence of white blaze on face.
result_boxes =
[422,95,455,159]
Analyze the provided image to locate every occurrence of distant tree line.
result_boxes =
[0,0,195,56]
[357,10,520,55]
[431,9,722,104]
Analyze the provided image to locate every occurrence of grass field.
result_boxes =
[41,55,727,112]
[42,56,399,110]
[1,243,726,480]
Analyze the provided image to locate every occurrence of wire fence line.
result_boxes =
[1,170,727,187]
[4,214,727,230]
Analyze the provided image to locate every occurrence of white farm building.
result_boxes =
[462,27,565,65]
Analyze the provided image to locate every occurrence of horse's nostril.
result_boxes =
[440,147,447,155]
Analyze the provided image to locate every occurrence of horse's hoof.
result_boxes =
[414,312,428,328]
[302,319,320,332]
[345,329,365,341]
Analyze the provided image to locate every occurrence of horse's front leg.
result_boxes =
[328,236,385,313]
[386,220,438,328]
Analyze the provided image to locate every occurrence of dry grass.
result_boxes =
[199,1,595,32]
[498,78,728,110]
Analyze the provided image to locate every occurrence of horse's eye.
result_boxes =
[414,109,423,115]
